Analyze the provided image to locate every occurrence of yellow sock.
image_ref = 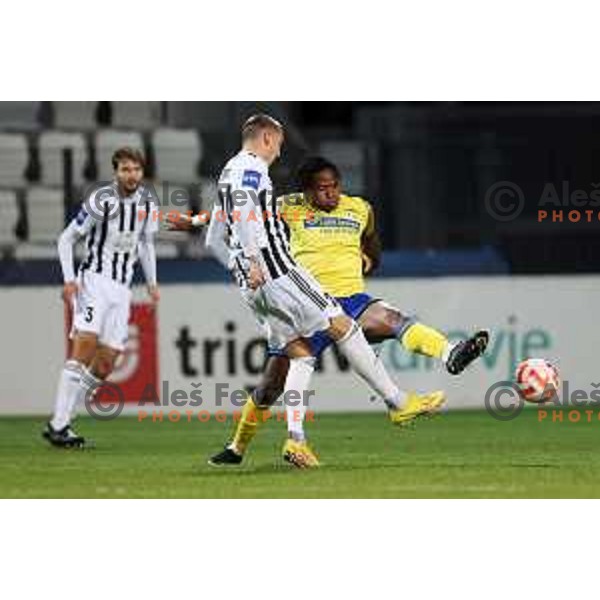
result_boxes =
[401,322,449,360]
[230,396,267,455]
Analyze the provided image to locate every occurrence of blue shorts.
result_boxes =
[267,293,380,358]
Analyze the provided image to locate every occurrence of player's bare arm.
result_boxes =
[246,255,265,289]
[360,202,382,276]
[166,211,193,231]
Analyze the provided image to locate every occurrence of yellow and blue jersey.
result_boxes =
[269,192,378,357]
[281,192,372,298]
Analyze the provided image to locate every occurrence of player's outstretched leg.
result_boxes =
[445,330,489,375]
[328,315,446,424]
[402,322,489,375]
[357,302,489,376]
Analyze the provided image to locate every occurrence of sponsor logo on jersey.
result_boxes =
[242,170,262,190]
[303,216,360,230]
[76,207,89,225]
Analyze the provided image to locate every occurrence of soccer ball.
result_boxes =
[515,358,560,403]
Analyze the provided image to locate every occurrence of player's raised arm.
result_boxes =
[361,201,382,275]
[165,210,206,230]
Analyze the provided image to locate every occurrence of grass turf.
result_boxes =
[0,409,599,498]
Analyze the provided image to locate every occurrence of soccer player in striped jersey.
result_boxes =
[171,153,488,468]
[43,147,159,448]
[172,114,446,466]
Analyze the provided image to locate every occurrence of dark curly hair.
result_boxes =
[297,156,341,190]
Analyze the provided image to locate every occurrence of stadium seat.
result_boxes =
[318,140,366,195]
[112,102,161,129]
[26,186,65,243]
[0,190,19,246]
[152,128,202,184]
[0,133,29,187]
[166,101,232,131]
[38,131,88,187]
[0,102,40,130]
[53,102,98,130]
[94,130,145,180]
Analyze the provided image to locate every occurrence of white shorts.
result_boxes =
[245,267,343,351]
[71,271,132,351]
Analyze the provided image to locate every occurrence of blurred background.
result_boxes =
[2,100,600,284]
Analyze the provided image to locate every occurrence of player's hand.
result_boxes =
[362,253,374,275]
[62,281,79,304]
[166,212,192,231]
[247,257,265,290]
[147,284,160,304]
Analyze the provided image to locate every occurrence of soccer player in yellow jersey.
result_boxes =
[169,156,488,467]
[206,156,488,467]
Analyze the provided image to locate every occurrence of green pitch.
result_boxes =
[1,409,599,498]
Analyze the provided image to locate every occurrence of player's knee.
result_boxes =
[377,303,415,338]
[384,310,407,331]
[64,359,85,376]
[70,332,98,365]
[327,314,354,341]
[90,352,117,380]
[90,364,110,381]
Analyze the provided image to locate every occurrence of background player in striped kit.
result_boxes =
[43,147,159,448]
[197,114,446,467]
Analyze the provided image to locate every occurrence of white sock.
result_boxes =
[76,367,103,410]
[50,360,84,430]
[336,322,407,409]
[285,356,316,441]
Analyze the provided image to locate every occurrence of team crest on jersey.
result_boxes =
[113,232,137,252]
[242,170,261,190]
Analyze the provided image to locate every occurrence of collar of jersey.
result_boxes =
[240,149,268,169]
[110,180,144,203]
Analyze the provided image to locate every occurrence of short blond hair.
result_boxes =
[241,113,283,141]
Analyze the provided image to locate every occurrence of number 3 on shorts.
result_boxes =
[85,306,94,323]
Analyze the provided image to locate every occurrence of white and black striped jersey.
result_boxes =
[73,183,159,287]
[214,150,296,286]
